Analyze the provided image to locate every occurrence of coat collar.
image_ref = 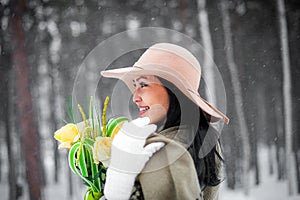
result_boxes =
[158,125,193,149]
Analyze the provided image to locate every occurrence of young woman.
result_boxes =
[100,43,229,200]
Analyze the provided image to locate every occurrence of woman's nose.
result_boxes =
[132,89,142,103]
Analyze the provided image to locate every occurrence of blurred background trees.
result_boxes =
[0,0,299,199]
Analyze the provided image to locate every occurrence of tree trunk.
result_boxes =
[11,0,42,199]
[220,0,251,195]
[4,98,18,200]
[196,0,217,107]
[273,90,285,180]
[50,82,60,183]
[0,144,1,182]
[254,87,267,185]
[226,141,237,189]
[68,154,73,196]
[268,144,274,175]
[294,150,300,193]
[253,132,259,185]
[277,0,294,195]
[277,146,285,180]
[0,44,19,199]
[48,62,60,183]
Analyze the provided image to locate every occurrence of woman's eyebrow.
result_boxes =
[133,76,148,82]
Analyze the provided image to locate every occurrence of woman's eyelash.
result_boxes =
[140,82,148,88]
[133,82,148,88]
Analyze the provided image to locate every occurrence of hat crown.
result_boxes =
[134,43,201,91]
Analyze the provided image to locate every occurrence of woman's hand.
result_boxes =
[104,117,165,200]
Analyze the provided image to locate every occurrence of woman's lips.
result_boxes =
[139,106,150,116]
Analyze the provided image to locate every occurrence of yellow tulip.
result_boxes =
[93,137,113,167]
[54,123,79,149]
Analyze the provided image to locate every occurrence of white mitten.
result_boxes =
[104,117,165,200]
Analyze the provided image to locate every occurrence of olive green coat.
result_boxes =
[138,126,221,200]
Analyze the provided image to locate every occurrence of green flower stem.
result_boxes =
[83,137,101,192]
[78,145,88,177]
[76,104,87,166]
[68,143,100,193]
[84,137,95,147]
[89,150,101,191]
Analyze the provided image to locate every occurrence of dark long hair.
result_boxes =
[160,78,223,190]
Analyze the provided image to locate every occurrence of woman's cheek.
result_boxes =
[148,104,168,124]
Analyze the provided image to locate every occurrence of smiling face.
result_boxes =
[132,75,170,124]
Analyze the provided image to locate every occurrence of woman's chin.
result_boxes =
[148,116,166,126]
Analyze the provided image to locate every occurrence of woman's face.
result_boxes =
[132,75,169,124]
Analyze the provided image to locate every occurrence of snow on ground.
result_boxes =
[220,146,300,200]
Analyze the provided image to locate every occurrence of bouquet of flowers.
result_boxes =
[54,96,128,200]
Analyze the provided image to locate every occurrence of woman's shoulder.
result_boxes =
[144,132,189,168]
[140,128,202,200]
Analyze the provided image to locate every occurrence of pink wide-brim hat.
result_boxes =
[101,43,229,124]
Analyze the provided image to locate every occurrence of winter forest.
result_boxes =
[0,0,300,199]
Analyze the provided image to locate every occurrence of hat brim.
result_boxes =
[101,66,229,124]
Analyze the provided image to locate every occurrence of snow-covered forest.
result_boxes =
[0,0,300,199]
